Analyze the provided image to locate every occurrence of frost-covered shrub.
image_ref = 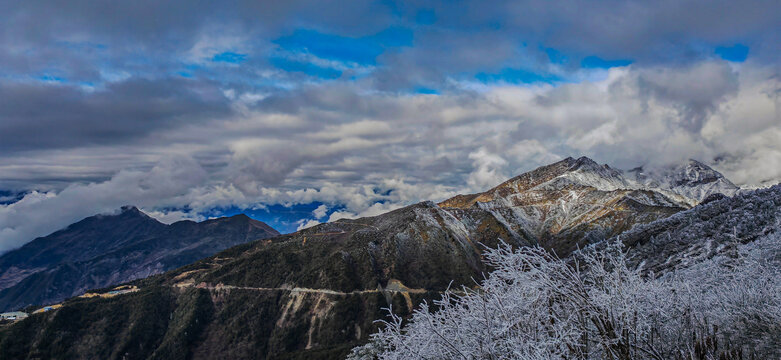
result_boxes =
[665,233,781,357]
[351,232,781,359]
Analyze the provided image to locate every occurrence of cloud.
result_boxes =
[296,219,321,231]
[427,0,780,62]
[467,148,509,191]
[631,61,739,132]
[145,209,205,224]
[0,156,208,253]
[1,61,779,251]
[312,204,328,219]
[0,78,232,153]
[291,204,330,231]
[0,1,777,90]
[327,202,405,222]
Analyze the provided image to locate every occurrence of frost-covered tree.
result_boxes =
[351,232,781,359]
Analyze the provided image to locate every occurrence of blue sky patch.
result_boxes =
[269,57,342,79]
[273,27,412,67]
[414,86,439,95]
[415,9,437,25]
[38,74,67,83]
[580,56,632,69]
[203,202,343,234]
[545,47,569,65]
[370,26,414,48]
[476,68,562,84]
[715,44,749,62]
[275,30,382,65]
[212,51,248,64]
[57,41,107,50]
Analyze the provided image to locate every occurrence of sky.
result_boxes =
[0,0,779,251]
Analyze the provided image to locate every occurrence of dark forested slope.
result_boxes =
[0,207,278,311]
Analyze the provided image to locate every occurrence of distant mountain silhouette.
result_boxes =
[0,206,278,311]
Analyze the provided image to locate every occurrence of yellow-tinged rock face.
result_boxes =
[438,157,688,254]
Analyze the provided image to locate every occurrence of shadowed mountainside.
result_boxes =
[0,207,279,312]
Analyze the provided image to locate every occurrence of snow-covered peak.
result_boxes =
[557,156,635,192]
[515,157,739,206]
[442,157,740,210]
[625,159,739,206]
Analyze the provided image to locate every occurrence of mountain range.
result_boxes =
[0,156,759,359]
[0,207,278,312]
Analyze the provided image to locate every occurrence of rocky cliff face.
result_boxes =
[0,207,279,312]
[0,157,745,359]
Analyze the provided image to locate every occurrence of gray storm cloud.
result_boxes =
[0,78,232,153]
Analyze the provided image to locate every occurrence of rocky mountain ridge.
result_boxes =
[443,157,738,207]
[0,207,279,312]
[437,156,737,254]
